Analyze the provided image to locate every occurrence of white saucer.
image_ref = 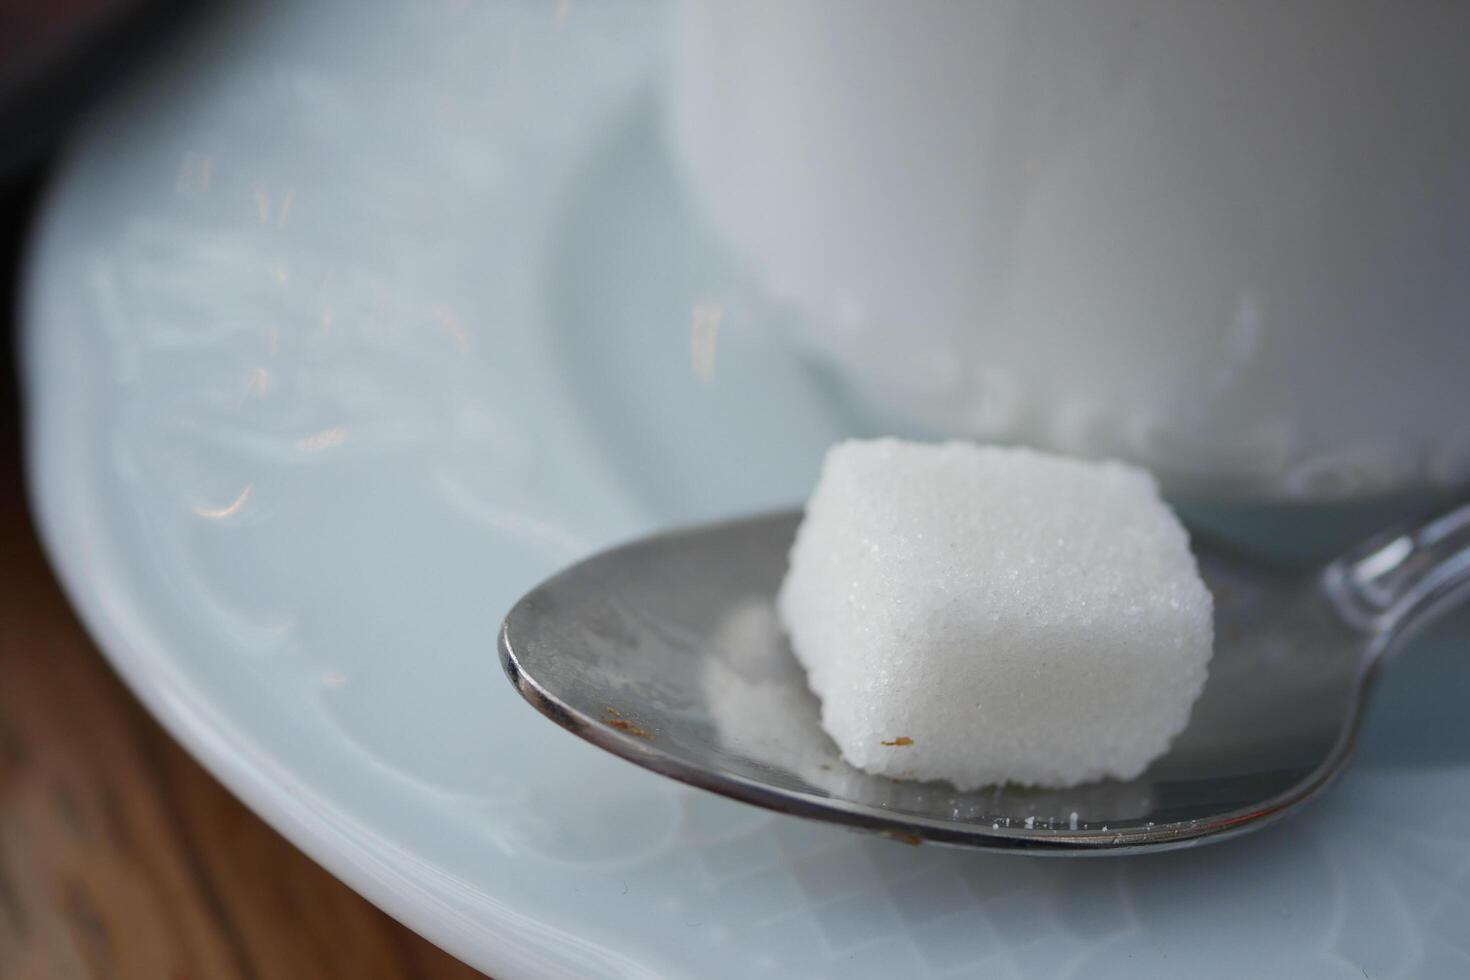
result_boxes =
[22,2,1470,977]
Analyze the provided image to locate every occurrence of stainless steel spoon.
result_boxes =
[499,501,1470,854]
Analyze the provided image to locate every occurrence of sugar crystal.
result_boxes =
[777,439,1213,789]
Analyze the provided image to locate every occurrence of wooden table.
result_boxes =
[0,173,486,980]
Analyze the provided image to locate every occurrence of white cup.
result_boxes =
[668,0,1470,506]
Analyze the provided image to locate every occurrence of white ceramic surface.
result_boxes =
[21,3,1470,977]
[670,0,1470,502]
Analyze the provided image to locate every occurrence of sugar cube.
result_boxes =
[777,439,1213,789]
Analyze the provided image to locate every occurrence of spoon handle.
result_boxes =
[1325,500,1470,634]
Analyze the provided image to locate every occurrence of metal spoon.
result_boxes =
[499,501,1470,854]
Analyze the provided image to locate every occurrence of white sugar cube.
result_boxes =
[777,439,1213,790]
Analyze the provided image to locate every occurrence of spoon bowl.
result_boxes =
[499,504,1470,853]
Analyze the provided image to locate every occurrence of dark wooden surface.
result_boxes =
[0,171,488,979]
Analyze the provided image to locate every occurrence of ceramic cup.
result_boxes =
[668,0,1470,509]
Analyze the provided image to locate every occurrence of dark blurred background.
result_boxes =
[0,0,203,173]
